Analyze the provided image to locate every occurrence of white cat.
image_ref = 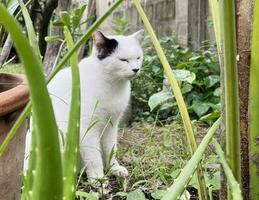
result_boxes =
[25,30,144,180]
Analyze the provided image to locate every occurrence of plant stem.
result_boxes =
[249,0,259,198]
[162,118,221,200]
[211,139,243,200]
[62,26,81,200]
[221,0,241,184]
[132,0,208,199]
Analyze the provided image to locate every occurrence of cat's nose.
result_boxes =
[132,68,139,73]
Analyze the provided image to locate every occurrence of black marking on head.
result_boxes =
[93,31,118,60]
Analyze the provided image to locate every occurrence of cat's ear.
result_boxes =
[92,31,107,50]
[92,31,118,59]
[131,29,144,41]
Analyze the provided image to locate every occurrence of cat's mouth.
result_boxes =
[125,72,139,80]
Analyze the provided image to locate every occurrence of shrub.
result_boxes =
[132,37,220,124]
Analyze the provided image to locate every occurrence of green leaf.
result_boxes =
[76,191,99,200]
[151,190,167,199]
[200,112,220,122]
[62,26,81,200]
[114,192,128,197]
[173,69,196,83]
[170,169,181,179]
[127,189,147,200]
[45,35,63,43]
[204,75,220,88]
[18,0,41,59]
[148,91,173,111]
[0,4,62,199]
[52,20,65,27]
[181,83,193,94]
[189,55,202,61]
[60,11,71,29]
[205,171,220,191]
[192,101,211,117]
[213,87,221,96]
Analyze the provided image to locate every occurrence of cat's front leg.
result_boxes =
[101,125,128,177]
[80,131,104,180]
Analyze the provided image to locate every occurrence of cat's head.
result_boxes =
[92,30,144,80]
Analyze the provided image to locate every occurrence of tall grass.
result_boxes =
[132,0,208,199]
[249,0,259,198]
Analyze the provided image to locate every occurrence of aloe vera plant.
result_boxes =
[132,0,208,199]
[0,4,62,199]
[249,0,259,198]
[0,0,125,156]
[0,0,125,199]
[62,26,81,200]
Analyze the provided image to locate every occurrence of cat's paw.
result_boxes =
[110,165,129,177]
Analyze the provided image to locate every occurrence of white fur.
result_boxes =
[24,31,143,179]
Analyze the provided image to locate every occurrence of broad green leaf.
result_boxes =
[148,91,173,111]
[189,55,202,61]
[114,192,128,197]
[200,112,220,122]
[170,169,181,179]
[213,87,221,96]
[76,191,99,200]
[205,171,220,191]
[60,11,71,29]
[204,75,220,88]
[181,83,193,94]
[173,69,196,83]
[127,189,147,200]
[151,190,166,199]
[192,101,211,117]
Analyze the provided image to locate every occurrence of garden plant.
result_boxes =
[0,0,258,199]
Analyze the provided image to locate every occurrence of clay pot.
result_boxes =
[0,73,29,200]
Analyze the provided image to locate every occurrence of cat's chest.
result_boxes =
[86,82,130,118]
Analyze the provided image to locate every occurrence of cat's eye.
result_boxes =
[119,58,129,62]
[137,57,141,60]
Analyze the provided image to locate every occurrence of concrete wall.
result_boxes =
[96,0,215,47]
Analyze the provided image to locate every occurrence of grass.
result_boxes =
[1,64,221,199]
[77,120,221,200]
[0,63,24,74]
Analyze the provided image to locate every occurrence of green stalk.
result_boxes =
[208,0,222,54]
[133,1,208,199]
[0,0,124,156]
[249,0,259,198]
[62,26,81,200]
[22,113,37,200]
[0,4,62,200]
[18,0,41,59]
[211,139,243,200]
[221,0,241,183]
[162,118,221,200]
